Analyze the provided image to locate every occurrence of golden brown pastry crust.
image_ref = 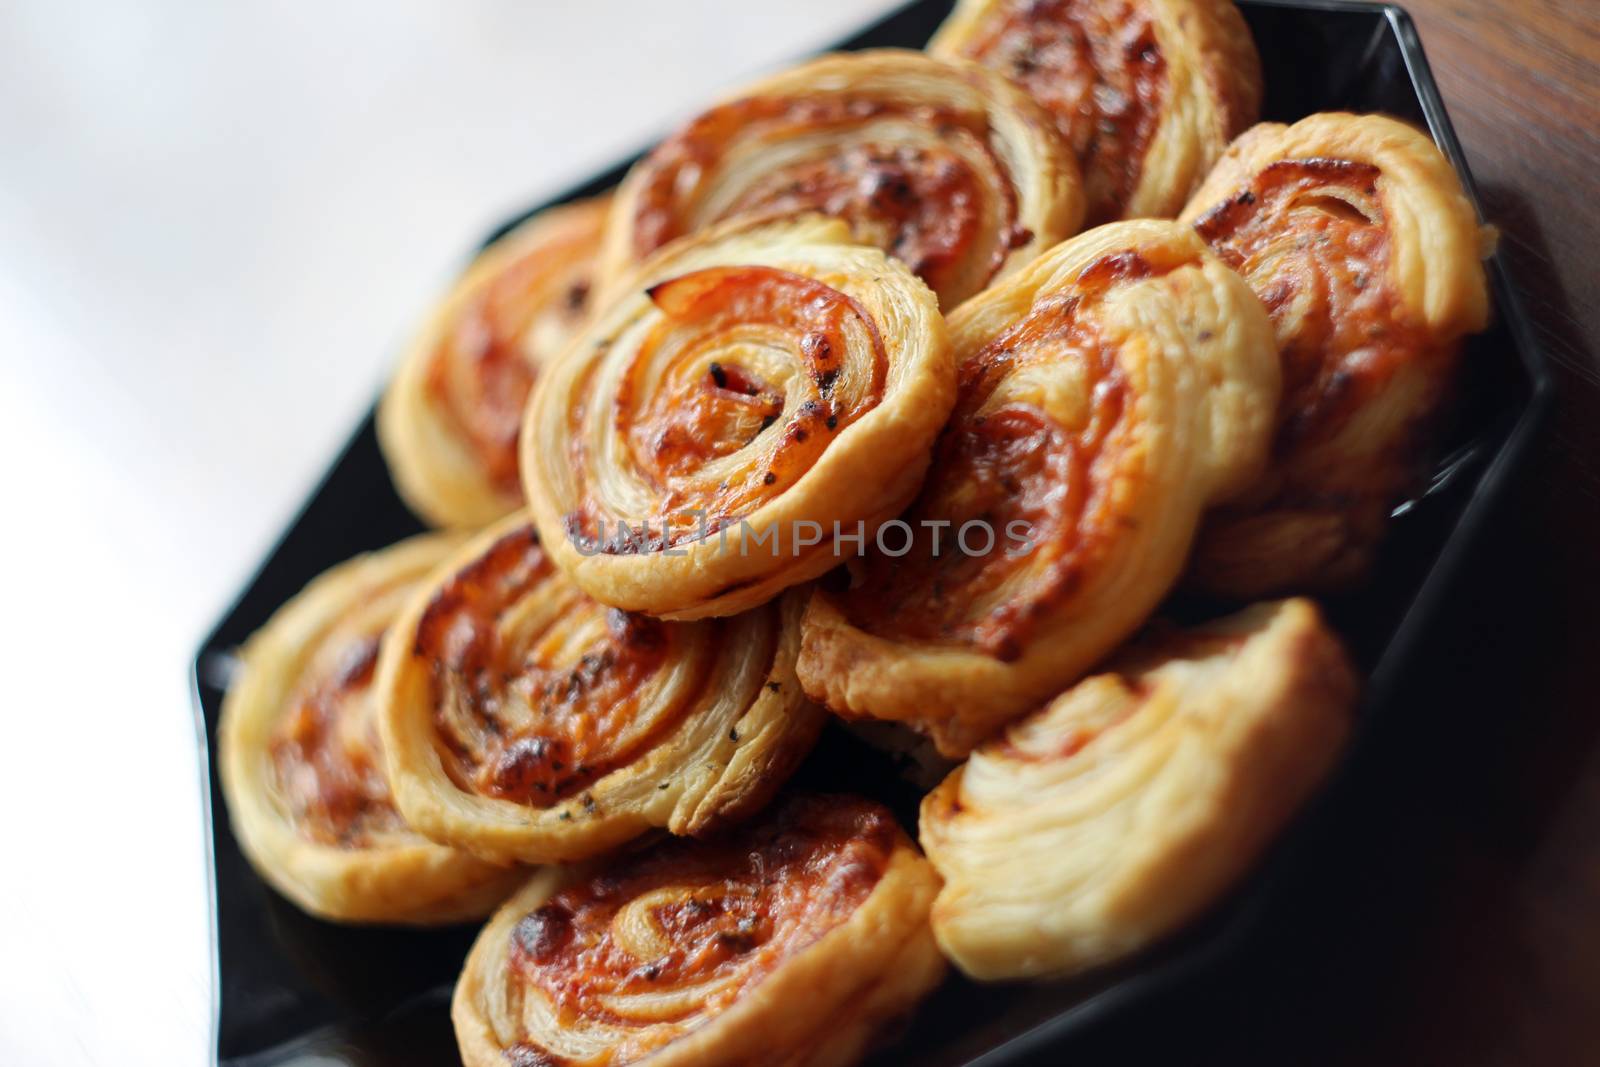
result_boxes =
[797,219,1280,756]
[921,598,1354,980]
[599,48,1084,308]
[522,214,955,620]
[376,512,826,865]
[1178,112,1491,597]
[379,197,609,529]
[930,0,1261,224]
[218,534,524,924]
[453,795,945,1067]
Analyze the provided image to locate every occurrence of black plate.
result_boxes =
[191,2,1555,1063]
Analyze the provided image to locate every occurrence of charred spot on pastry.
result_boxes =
[504,1043,561,1067]
[487,736,576,800]
[801,331,834,363]
[513,904,574,964]
[607,608,668,651]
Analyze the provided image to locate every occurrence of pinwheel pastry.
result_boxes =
[522,214,955,620]
[598,48,1084,309]
[1178,112,1492,597]
[218,534,523,924]
[453,794,945,1067]
[376,513,826,865]
[921,598,1355,980]
[798,219,1280,756]
[379,196,610,528]
[929,0,1262,225]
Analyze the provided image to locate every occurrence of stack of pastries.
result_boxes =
[219,2,1491,1063]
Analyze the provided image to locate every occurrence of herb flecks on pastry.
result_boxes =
[453,795,945,1067]
[1179,112,1492,597]
[601,49,1084,308]
[380,196,610,528]
[931,0,1261,224]
[798,219,1280,756]
[219,534,523,924]
[523,214,955,620]
[377,514,824,865]
[921,598,1354,980]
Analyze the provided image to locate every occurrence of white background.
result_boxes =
[0,2,900,1062]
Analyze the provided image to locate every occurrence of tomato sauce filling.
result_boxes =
[504,796,897,1063]
[630,95,1021,300]
[844,251,1175,660]
[957,0,1167,224]
[425,243,595,494]
[564,266,888,551]
[269,632,406,847]
[1193,157,1442,459]
[412,526,692,805]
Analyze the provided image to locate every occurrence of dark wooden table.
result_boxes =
[1057,3,1600,1063]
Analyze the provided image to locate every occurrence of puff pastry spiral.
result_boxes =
[454,794,945,1067]
[930,0,1262,225]
[1179,112,1491,597]
[600,49,1084,308]
[218,534,523,924]
[377,513,825,865]
[522,215,955,620]
[921,598,1355,980]
[380,196,609,528]
[798,219,1280,755]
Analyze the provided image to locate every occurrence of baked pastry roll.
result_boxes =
[379,196,609,528]
[1178,112,1492,597]
[921,598,1355,980]
[376,513,825,865]
[218,534,523,924]
[599,48,1084,309]
[454,794,945,1067]
[930,0,1262,225]
[798,219,1280,756]
[522,214,955,620]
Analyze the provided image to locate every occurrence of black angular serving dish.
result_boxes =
[191,1,1555,1063]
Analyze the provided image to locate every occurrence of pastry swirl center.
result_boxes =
[565,265,888,550]
[412,526,718,806]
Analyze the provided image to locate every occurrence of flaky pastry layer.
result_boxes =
[931,0,1261,224]
[798,219,1280,755]
[380,196,609,528]
[1178,112,1492,597]
[219,533,523,924]
[921,598,1354,979]
[377,513,826,865]
[523,214,954,619]
[600,48,1084,308]
[453,795,945,1067]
